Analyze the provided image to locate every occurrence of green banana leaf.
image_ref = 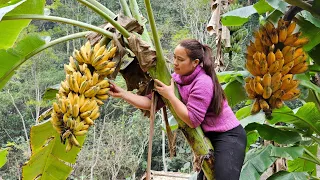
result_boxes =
[270,103,320,137]
[297,14,320,52]
[305,89,320,110]
[0,34,45,90]
[288,144,318,176]
[22,119,86,179]
[245,123,302,144]
[270,146,304,160]
[267,106,296,124]
[236,105,251,120]
[42,84,60,100]
[240,111,266,128]
[0,148,8,168]
[0,0,26,20]
[0,0,45,49]
[267,171,310,180]
[241,145,306,180]
[309,64,320,72]
[221,0,288,26]
[294,74,320,93]
[245,131,259,152]
[222,79,247,108]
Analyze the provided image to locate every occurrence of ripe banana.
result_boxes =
[278,25,287,42]
[251,98,261,114]
[263,86,272,99]
[271,72,282,92]
[292,37,309,47]
[290,62,308,74]
[267,51,276,67]
[262,73,271,87]
[259,99,270,111]
[74,130,88,136]
[254,81,264,95]
[286,21,296,36]
[284,32,300,46]
[281,61,294,75]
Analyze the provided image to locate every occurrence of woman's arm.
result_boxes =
[154,79,195,128]
[108,82,151,110]
[167,95,195,128]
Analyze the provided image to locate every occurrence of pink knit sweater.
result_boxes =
[172,65,240,132]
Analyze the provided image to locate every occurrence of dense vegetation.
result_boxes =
[0,0,319,179]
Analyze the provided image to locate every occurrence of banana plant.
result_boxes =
[220,0,320,179]
[0,0,216,179]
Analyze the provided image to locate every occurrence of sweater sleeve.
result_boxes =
[187,77,214,128]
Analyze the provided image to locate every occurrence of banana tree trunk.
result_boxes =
[147,58,215,179]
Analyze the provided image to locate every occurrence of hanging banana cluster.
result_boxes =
[50,41,117,151]
[245,18,309,114]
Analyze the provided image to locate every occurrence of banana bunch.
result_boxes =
[51,41,118,151]
[245,18,309,115]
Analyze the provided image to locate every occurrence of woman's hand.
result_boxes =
[108,81,127,98]
[154,78,175,100]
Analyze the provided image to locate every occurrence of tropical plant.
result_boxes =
[1,0,320,179]
[221,0,320,179]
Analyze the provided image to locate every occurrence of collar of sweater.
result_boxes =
[172,65,205,85]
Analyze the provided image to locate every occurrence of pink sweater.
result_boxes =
[172,65,240,132]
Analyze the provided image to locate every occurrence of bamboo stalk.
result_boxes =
[77,0,131,38]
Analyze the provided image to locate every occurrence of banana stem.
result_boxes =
[0,32,88,83]
[129,0,142,23]
[284,0,320,19]
[86,0,116,19]
[129,0,153,45]
[144,0,165,64]
[120,0,132,17]
[272,112,320,136]
[2,15,113,38]
[77,0,130,38]
[299,156,320,165]
[304,148,320,165]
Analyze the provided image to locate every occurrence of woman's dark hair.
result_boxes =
[179,39,226,115]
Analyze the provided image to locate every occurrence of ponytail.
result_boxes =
[202,45,226,115]
[179,39,226,116]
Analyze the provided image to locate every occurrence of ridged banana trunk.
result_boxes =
[142,0,215,178]
[147,59,215,179]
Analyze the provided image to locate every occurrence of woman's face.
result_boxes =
[173,45,199,75]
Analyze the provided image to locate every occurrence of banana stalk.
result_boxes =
[143,0,215,179]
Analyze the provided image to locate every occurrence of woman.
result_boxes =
[108,39,247,180]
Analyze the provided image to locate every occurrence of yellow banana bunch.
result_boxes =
[245,18,309,115]
[50,41,119,151]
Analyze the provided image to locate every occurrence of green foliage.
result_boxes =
[0,34,45,90]
[222,79,247,107]
[22,120,85,179]
[0,148,8,168]
[240,145,307,180]
[245,123,302,144]
[288,144,318,176]
[221,0,288,26]
[0,0,45,49]
[1,0,320,179]
[267,171,310,180]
